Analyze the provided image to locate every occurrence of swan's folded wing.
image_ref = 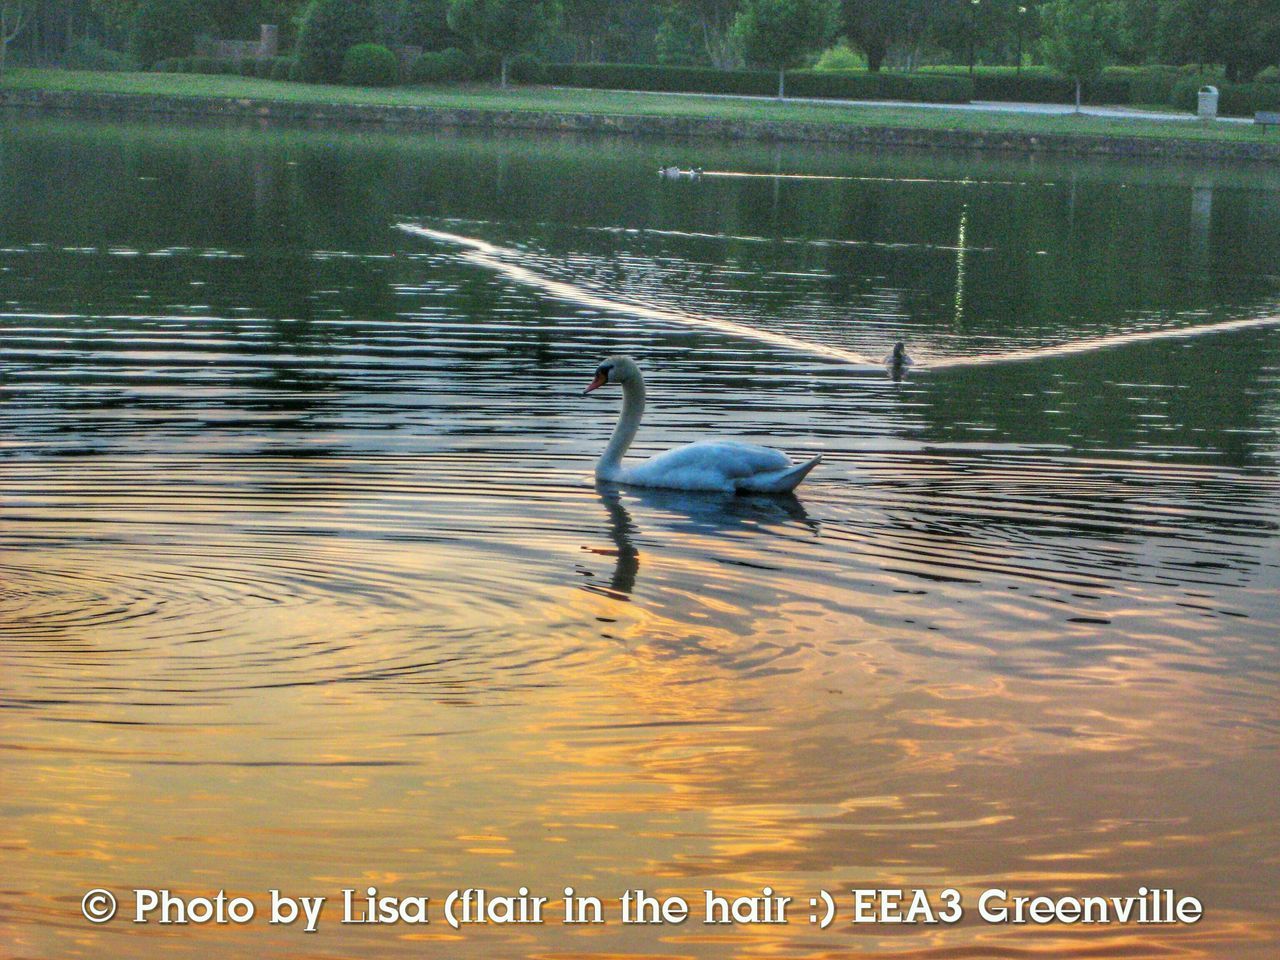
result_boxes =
[734,454,822,494]
[623,441,794,492]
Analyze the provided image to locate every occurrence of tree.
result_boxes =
[841,0,895,72]
[447,0,561,87]
[656,3,706,65]
[1158,0,1280,81]
[665,0,741,69]
[1,0,32,71]
[401,0,456,49]
[1214,0,1280,80]
[732,0,837,98]
[842,0,935,71]
[297,0,377,83]
[130,0,209,68]
[89,0,139,41]
[1039,0,1122,110]
[560,0,612,60]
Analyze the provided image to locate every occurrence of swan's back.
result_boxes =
[620,441,796,493]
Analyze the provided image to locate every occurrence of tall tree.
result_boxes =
[296,0,377,82]
[1215,0,1280,80]
[1040,0,1122,109]
[665,0,741,69]
[733,0,837,97]
[447,0,561,87]
[1158,0,1280,81]
[1,0,32,71]
[842,0,892,72]
[89,0,139,40]
[130,0,209,67]
[560,0,611,60]
[656,3,706,64]
[842,0,935,71]
[401,0,456,49]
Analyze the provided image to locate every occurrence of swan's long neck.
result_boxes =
[598,375,645,478]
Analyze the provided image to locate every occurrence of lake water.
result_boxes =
[2,117,1278,959]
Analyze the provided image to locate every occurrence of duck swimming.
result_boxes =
[884,341,914,380]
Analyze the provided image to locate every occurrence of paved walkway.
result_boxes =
[553,86,1251,125]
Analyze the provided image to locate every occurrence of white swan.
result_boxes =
[582,356,821,494]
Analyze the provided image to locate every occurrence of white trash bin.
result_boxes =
[1198,85,1219,120]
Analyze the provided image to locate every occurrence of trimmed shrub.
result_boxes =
[271,57,296,81]
[296,0,377,84]
[813,42,867,71]
[542,63,973,103]
[64,37,137,72]
[238,58,258,77]
[508,52,546,85]
[409,47,473,83]
[151,57,191,73]
[341,43,400,86]
[472,48,502,83]
[921,65,1129,105]
[131,0,209,69]
[1116,66,1180,105]
[544,63,775,96]
[788,70,973,103]
[188,56,237,75]
[1172,78,1280,116]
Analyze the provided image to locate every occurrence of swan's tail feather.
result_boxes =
[736,455,822,494]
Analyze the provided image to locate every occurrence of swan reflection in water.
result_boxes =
[583,482,817,600]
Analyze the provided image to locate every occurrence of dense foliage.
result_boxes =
[408,45,472,82]
[130,0,208,68]
[1039,0,1124,106]
[447,0,562,86]
[733,0,838,96]
[7,0,1280,110]
[296,0,377,83]
[543,61,974,102]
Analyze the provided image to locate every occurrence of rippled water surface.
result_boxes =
[2,118,1279,959]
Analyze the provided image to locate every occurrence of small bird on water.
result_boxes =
[884,341,914,381]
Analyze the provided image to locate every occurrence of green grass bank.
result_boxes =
[5,69,1280,161]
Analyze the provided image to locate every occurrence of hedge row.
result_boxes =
[1171,78,1280,116]
[542,63,974,103]
[788,71,973,103]
[153,55,299,81]
[409,48,474,83]
[544,63,776,96]
[140,53,1280,116]
[922,65,1138,104]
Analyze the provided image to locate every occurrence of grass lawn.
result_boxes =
[3,67,1278,145]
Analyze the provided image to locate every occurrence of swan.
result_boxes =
[582,355,821,494]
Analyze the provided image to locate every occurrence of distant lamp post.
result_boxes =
[969,0,981,78]
[1016,6,1027,74]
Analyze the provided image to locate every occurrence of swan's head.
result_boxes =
[583,355,640,395]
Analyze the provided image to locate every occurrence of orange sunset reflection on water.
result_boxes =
[4,456,1277,960]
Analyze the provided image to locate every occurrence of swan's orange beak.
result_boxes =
[583,372,607,395]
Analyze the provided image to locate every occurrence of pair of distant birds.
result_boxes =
[582,343,913,496]
[658,166,703,180]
